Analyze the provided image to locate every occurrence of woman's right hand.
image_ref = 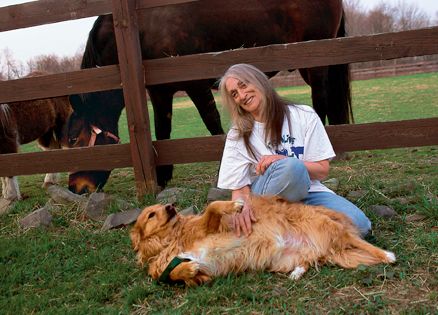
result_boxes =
[232,199,257,237]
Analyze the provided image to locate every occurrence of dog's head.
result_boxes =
[130,203,178,265]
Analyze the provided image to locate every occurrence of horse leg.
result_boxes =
[37,131,61,188]
[185,86,224,135]
[148,86,175,188]
[299,67,330,125]
[1,177,21,200]
[0,134,21,200]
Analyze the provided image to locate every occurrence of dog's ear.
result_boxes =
[130,226,143,251]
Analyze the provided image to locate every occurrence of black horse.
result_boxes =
[65,0,352,194]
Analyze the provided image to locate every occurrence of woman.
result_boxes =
[217,63,371,237]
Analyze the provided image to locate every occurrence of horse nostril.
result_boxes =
[79,187,89,195]
[68,185,76,193]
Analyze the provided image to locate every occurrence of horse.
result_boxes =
[0,71,72,201]
[65,0,353,194]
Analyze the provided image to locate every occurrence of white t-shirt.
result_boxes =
[217,105,336,193]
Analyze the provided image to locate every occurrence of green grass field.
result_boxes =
[1,72,437,314]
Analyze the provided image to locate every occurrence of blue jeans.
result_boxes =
[251,158,371,237]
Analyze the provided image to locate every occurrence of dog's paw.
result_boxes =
[384,251,396,263]
[184,261,200,278]
[289,266,306,280]
[169,260,200,283]
[233,199,244,213]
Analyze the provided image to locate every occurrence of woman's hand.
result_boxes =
[256,154,287,175]
[232,200,257,237]
[231,187,257,237]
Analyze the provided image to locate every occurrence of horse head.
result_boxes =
[63,90,124,194]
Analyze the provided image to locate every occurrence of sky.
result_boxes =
[1,0,438,66]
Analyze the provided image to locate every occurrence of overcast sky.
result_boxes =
[1,0,438,65]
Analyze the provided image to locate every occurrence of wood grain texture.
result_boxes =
[112,0,157,194]
[1,118,436,177]
[1,27,437,103]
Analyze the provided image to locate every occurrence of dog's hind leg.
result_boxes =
[169,261,212,286]
[330,235,396,268]
[289,263,309,280]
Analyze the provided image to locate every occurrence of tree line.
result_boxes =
[1,0,437,80]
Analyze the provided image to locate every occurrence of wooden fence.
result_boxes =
[271,60,438,87]
[0,0,438,197]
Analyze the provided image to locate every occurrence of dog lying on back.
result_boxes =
[130,195,395,286]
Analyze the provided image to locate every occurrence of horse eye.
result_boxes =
[148,212,155,219]
[69,137,78,145]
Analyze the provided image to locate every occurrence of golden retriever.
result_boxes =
[130,195,395,286]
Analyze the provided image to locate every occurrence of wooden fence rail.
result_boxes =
[0,0,437,196]
[1,26,438,103]
[1,117,437,177]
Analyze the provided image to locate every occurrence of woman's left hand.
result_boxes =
[256,154,286,175]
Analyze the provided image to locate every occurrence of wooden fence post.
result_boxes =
[111,0,158,197]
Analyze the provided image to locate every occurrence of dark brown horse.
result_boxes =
[65,0,352,194]
[0,71,72,200]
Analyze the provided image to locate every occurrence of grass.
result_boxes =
[1,72,438,314]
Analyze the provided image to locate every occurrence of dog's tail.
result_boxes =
[329,237,396,268]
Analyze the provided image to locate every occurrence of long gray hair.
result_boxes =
[219,63,290,154]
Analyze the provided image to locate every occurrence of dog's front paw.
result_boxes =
[169,261,200,283]
[233,199,244,213]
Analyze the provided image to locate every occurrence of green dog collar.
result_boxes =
[158,256,191,284]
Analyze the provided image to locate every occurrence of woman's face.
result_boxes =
[225,77,263,121]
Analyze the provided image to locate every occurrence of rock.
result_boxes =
[391,197,411,205]
[47,185,87,205]
[85,192,113,221]
[180,206,195,216]
[19,205,52,228]
[406,213,426,222]
[346,190,367,202]
[332,152,351,161]
[101,208,142,231]
[207,187,231,202]
[322,178,339,191]
[369,205,398,218]
[0,198,14,216]
[157,187,186,204]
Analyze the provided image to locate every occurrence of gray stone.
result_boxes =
[156,187,185,204]
[20,205,52,228]
[101,208,142,231]
[391,197,411,205]
[0,198,14,216]
[406,213,426,222]
[346,190,367,202]
[85,192,113,221]
[369,205,398,218]
[180,206,195,216]
[322,178,339,191]
[47,185,87,205]
[207,187,231,202]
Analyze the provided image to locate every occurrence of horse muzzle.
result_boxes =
[68,170,111,194]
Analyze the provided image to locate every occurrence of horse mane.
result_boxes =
[81,15,107,69]
[0,103,12,132]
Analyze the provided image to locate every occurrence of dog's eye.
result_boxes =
[148,212,155,219]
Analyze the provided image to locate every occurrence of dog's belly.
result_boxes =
[177,231,313,276]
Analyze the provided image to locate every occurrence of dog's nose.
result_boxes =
[165,204,175,212]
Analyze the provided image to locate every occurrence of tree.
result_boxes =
[393,1,430,31]
[0,48,26,79]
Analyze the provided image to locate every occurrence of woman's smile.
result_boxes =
[225,77,263,121]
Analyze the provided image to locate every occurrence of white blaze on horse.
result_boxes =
[0,71,72,201]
